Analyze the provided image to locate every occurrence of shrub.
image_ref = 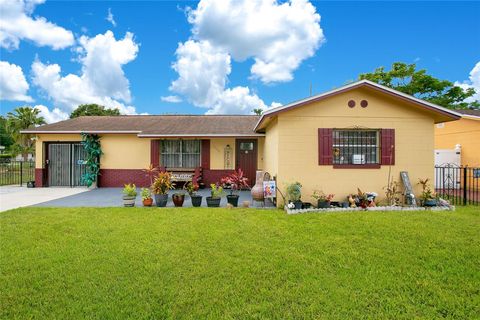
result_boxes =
[140,188,151,200]
[152,172,174,195]
[286,182,302,202]
[123,184,137,197]
[210,183,224,199]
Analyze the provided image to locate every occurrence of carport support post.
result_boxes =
[463,166,467,206]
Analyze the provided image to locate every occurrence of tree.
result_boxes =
[252,108,263,115]
[70,104,120,118]
[6,106,46,160]
[359,62,479,110]
[0,116,15,151]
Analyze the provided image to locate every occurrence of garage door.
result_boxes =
[47,143,88,187]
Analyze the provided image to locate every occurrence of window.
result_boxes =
[161,140,201,168]
[332,130,379,165]
[239,142,254,151]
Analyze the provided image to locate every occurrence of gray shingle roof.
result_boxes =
[21,115,263,136]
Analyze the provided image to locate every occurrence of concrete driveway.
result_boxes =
[0,186,89,212]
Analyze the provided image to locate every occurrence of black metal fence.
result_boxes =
[435,166,480,205]
[0,160,35,186]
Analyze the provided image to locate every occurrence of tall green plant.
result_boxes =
[6,106,46,160]
[81,133,102,187]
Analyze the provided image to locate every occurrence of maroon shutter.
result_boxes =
[150,140,160,168]
[380,129,395,165]
[201,140,210,169]
[318,128,333,165]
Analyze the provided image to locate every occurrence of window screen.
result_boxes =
[332,130,379,165]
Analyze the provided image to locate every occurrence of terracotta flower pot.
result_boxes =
[143,198,153,207]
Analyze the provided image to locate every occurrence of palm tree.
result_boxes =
[6,106,46,161]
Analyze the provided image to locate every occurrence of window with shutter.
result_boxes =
[318,128,395,168]
[380,129,395,165]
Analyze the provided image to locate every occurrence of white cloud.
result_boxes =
[0,0,74,50]
[31,31,139,115]
[161,95,182,103]
[106,8,116,27]
[168,0,322,114]
[188,0,324,83]
[34,105,68,123]
[455,61,480,103]
[0,60,33,102]
[170,39,274,114]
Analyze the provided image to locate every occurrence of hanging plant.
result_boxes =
[81,133,103,187]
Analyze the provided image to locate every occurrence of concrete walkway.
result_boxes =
[33,188,267,208]
[0,186,89,212]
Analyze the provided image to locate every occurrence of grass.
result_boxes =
[1,207,479,319]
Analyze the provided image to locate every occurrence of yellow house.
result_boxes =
[434,110,480,167]
[23,80,460,206]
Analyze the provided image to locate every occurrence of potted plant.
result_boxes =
[312,190,334,208]
[122,183,137,207]
[220,169,249,207]
[184,181,202,207]
[172,191,185,207]
[151,172,173,207]
[286,182,302,209]
[141,188,153,207]
[418,178,437,207]
[356,188,369,208]
[206,183,224,207]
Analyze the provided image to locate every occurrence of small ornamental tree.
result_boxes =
[81,133,102,187]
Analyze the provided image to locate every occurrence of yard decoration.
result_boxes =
[251,171,266,202]
[184,181,202,207]
[81,133,102,188]
[172,191,185,207]
[418,178,437,207]
[206,183,224,207]
[141,188,153,207]
[312,190,334,208]
[152,172,174,207]
[220,169,249,207]
[286,182,302,209]
[122,184,137,207]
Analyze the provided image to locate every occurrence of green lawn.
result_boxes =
[1,207,479,319]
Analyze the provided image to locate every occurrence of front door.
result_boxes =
[236,139,257,187]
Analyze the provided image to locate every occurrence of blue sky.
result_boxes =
[0,0,479,122]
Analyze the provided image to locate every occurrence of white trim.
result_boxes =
[461,114,480,120]
[137,133,265,137]
[20,130,142,134]
[255,79,463,131]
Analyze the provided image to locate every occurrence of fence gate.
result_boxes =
[435,166,480,205]
[47,143,87,187]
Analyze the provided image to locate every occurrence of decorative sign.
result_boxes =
[400,171,417,206]
[263,180,276,199]
[474,169,480,179]
[224,145,233,169]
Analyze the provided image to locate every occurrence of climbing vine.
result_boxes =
[81,133,102,187]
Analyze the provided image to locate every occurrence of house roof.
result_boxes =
[454,109,480,120]
[254,79,462,131]
[21,115,264,137]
